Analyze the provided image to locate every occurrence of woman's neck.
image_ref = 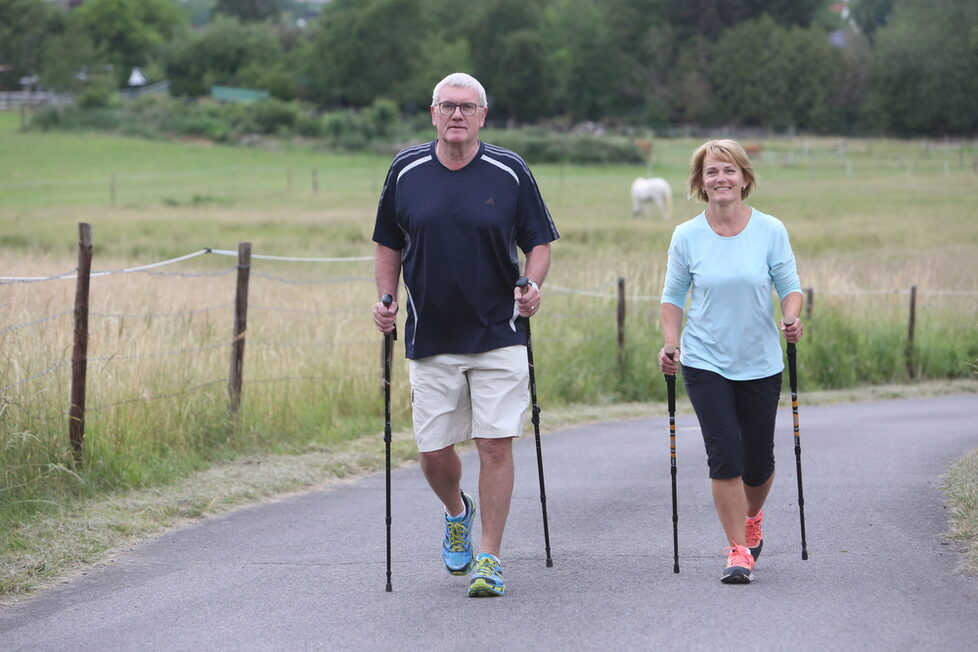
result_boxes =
[706,202,751,236]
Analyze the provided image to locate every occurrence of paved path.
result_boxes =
[2,395,977,650]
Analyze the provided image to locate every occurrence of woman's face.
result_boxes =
[701,155,745,205]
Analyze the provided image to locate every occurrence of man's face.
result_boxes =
[430,85,486,146]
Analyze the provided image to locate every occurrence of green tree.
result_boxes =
[670,35,716,124]
[40,20,100,92]
[74,0,188,85]
[463,0,550,121]
[709,15,842,131]
[163,16,287,97]
[544,0,625,121]
[304,0,430,107]
[213,0,280,23]
[0,0,64,90]
[866,0,978,134]
[669,0,826,38]
[849,0,897,39]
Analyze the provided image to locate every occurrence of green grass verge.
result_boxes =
[944,447,978,575]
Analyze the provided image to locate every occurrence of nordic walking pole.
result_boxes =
[381,294,397,591]
[516,276,554,567]
[663,346,679,574]
[785,318,809,561]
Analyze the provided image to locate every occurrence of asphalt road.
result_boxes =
[2,394,977,651]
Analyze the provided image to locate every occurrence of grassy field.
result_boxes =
[1,109,977,598]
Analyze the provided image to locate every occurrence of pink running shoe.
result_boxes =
[721,545,755,584]
[746,511,763,561]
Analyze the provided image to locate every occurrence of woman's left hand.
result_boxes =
[781,316,803,343]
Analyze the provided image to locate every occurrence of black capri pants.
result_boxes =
[682,366,782,486]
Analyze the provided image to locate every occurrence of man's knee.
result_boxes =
[475,437,513,464]
[420,444,457,466]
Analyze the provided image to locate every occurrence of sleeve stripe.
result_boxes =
[483,144,533,177]
[392,141,431,163]
[479,154,520,184]
[396,155,433,184]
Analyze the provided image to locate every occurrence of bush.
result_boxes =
[320,110,370,150]
[245,98,299,135]
[363,98,401,139]
[26,95,647,162]
[481,128,644,164]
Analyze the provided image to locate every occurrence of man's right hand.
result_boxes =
[374,299,398,333]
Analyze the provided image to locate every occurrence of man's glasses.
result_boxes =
[436,101,481,116]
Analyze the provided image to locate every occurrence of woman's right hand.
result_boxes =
[658,346,680,375]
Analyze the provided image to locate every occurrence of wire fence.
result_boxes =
[2,222,977,462]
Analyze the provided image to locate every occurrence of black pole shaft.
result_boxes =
[382,294,396,591]
[664,349,679,574]
[787,342,809,560]
[524,317,554,568]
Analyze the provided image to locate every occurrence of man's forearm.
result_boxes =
[523,243,552,286]
[375,244,401,298]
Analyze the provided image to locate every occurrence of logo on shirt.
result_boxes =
[484,197,495,206]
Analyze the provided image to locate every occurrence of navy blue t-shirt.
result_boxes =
[373,140,559,359]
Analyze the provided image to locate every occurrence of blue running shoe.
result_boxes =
[442,492,476,575]
[467,553,506,597]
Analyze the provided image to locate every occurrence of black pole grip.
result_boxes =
[381,294,397,341]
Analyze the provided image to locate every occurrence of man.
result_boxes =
[372,72,558,598]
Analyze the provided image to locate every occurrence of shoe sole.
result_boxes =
[467,578,505,597]
[721,569,754,584]
[447,562,473,576]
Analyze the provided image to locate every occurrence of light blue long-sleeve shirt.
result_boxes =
[660,208,802,380]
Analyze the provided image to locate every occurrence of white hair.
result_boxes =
[431,72,488,108]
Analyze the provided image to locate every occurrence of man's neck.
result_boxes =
[436,139,480,171]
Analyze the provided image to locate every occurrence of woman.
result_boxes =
[659,139,803,584]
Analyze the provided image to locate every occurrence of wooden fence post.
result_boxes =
[617,277,626,376]
[805,287,814,322]
[906,285,917,379]
[228,242,251,421]
[69,223,93,464]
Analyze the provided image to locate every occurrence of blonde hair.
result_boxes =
[686,139,757,202]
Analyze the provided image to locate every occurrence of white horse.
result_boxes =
[631,177,672,220]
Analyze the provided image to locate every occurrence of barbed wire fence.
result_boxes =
[2,222,977,464]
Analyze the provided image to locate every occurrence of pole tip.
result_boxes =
[385,584,393,592]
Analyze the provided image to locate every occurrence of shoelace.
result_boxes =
[724,546,754,569]
[473,556,500,578]
[745,514,763,547]
[446,521,469,552]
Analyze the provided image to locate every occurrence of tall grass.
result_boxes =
[2,114,976,539]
